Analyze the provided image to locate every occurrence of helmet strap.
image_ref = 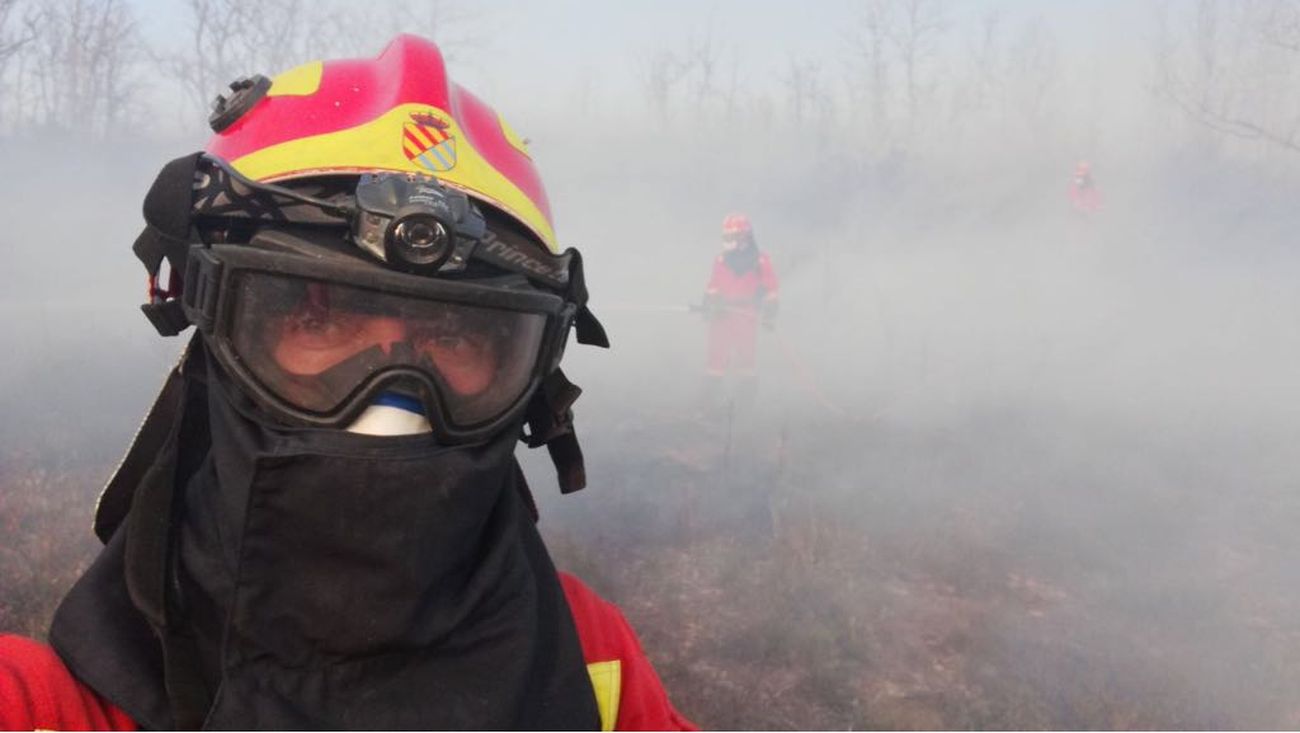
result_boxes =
[133,153,206,336]
[522,368,588,493]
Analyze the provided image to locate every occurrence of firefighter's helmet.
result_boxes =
[207,34,557,252]
[722,213,752,237]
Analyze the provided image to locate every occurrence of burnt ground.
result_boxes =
[537,400,1300,729]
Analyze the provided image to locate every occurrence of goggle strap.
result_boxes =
[473,235,572,289]
[179,248,223,334]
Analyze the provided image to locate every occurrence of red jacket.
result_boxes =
[1068,180,1102,214]
[0,573,694,731]
[705,251,779,306]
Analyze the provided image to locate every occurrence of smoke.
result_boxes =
[4,0,1300,727]
[518,87,1300,726]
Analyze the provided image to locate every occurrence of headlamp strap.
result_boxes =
[524,368,588,493]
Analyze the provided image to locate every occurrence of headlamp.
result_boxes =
[353,174,487,274]
[140,154,607,350]
[182,156,576,291]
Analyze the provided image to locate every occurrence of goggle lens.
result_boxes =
[227,272,549,428]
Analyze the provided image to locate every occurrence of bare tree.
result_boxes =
[684,25,720,115]
[718,52,744,124]
[0,0,35,132]
[846,0,893,134]
[964,9,1003,116]
[0,0,29,64]
[634,22,739,126]
[1154,0,1300,154]
[887,0,949,126]
[374,0,490,66]
[636,46,689,123]
[572,64,600,116]
[844,0,948,146]
[782,56,831,126]
[165,0,236,115]
[1260,0,1300,51]
[1003,17,1059,129]
[19,0,142,139]
[165,0,361,121]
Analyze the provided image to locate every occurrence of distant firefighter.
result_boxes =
[1068,160,1102,215]
[701,213,779,404]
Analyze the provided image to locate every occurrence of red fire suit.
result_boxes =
[1069,177,1102,214]
[704,250,779,376]
[0,573,695,731]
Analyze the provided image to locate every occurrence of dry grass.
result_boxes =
[541,409,1300,729]
[0,452,103,640]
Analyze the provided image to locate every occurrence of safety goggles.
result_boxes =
[182,240,575,442]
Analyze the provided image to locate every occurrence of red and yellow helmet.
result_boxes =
[205,35,557,251]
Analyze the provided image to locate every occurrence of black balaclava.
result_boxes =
[49,342,600,729]
[723,238,760,275]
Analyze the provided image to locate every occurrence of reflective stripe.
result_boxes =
[267,61,323,97]
[227,103,559,251]
[585,660,621,732]
[497,112,532,159]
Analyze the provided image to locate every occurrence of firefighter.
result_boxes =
[1068,159,1102,216]
[0,36,693,731]
[701,213,780,406]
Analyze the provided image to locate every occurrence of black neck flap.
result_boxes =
[53,347,600,729]
[723,242,761,275]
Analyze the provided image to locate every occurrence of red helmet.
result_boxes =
[722,211,754,237]
[722,213,752,237]
[206,35,557,251]
[129,34,610,453]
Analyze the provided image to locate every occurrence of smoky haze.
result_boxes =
[2,0,1300,728]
